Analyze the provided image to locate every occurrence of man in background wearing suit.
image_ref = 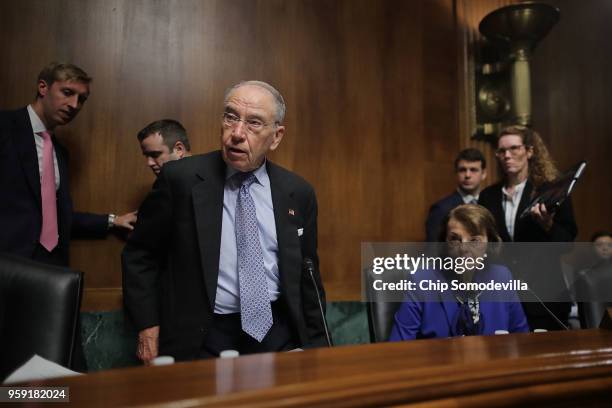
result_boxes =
[425,148,487,241]
[137,119,192,176]
[0,62,137,371]
[0,62,136,267]
[123,80,328,364]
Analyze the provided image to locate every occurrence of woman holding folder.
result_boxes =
[479,126,577,331]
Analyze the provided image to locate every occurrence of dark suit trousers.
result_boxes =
[199,299,299,358]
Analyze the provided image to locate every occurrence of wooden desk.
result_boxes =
[26,329,612,407]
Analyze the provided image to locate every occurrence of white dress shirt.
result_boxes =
[215,162,281,314]
[501,180,527,240]
[457,188,479,204]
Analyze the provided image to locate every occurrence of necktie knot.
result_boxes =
[236,172,257,189]
[39,130,52,141]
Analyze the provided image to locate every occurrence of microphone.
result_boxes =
[527,287,569,331]
[303,258,333,347]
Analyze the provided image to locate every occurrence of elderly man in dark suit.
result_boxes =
[123,81,328,364]
[425,148,487,241]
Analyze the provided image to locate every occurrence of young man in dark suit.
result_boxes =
[0,62,136,266]
[425,148,487,241]
[123,81,328,364]
[0,62,137,371]
[137,119,192,176]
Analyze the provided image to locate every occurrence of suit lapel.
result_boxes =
[192,154,226,310]
[436,270,458,331]
[514,181,534,236]
[451,191,463,206]
[490,185,511,242]
[13,108,42,206]
[267,161,302,302]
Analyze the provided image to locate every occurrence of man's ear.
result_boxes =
[482,170,487,181]
[37,80,49,99]
[269,125,285,151]
[173,141,187,158]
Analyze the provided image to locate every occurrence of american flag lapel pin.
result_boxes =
[288,209,295,216]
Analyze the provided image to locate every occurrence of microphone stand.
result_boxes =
[304,258,333,347]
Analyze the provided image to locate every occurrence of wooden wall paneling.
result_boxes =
[423,0,461,215]
[455,0,517,189]
[0,0,463,305]
[530,0,612,241]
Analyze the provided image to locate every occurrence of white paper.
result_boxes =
[3,354,82,384]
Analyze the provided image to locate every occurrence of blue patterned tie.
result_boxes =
[235,172,273,342]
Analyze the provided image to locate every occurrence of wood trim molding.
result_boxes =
[82,287,123,312]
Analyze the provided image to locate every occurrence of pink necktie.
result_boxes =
[39,131,58,252]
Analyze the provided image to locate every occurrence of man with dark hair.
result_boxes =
[0,62,137,371]
[123,80,328,364]
[137,119,192,175]
[425,148,487,241]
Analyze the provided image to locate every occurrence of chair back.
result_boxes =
[576,263,612,329]
[0,253,83,380]
[364,267,402,342]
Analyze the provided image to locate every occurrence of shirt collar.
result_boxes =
[225,159,269,188]
[502,179,527,199]
[27,104,49,135]
[457,188,479,203]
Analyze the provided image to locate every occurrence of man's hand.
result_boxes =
[113,211,138,231]
[530,202,554,232]
[137,325,159,365]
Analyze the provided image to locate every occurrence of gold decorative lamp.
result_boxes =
[475,2,560,136]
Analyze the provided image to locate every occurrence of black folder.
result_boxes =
[519,160,587,219]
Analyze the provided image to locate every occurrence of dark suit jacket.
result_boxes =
[425,191,463,241]
[122,151,327,359]
[0,108,108,265]
[478,181,577,243]
[479,180,577,329]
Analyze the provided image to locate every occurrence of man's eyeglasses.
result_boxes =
[495,144,525,157]
[222,112,274,133]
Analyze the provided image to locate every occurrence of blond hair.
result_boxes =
[36,62,91,98]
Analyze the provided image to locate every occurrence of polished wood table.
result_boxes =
[24,329,612,407]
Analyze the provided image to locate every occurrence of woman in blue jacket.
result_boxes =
[389,204,529,340]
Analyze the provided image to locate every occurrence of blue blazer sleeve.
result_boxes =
[425,193,463,242]
[389,294,423,341]
[507,301,530,333]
